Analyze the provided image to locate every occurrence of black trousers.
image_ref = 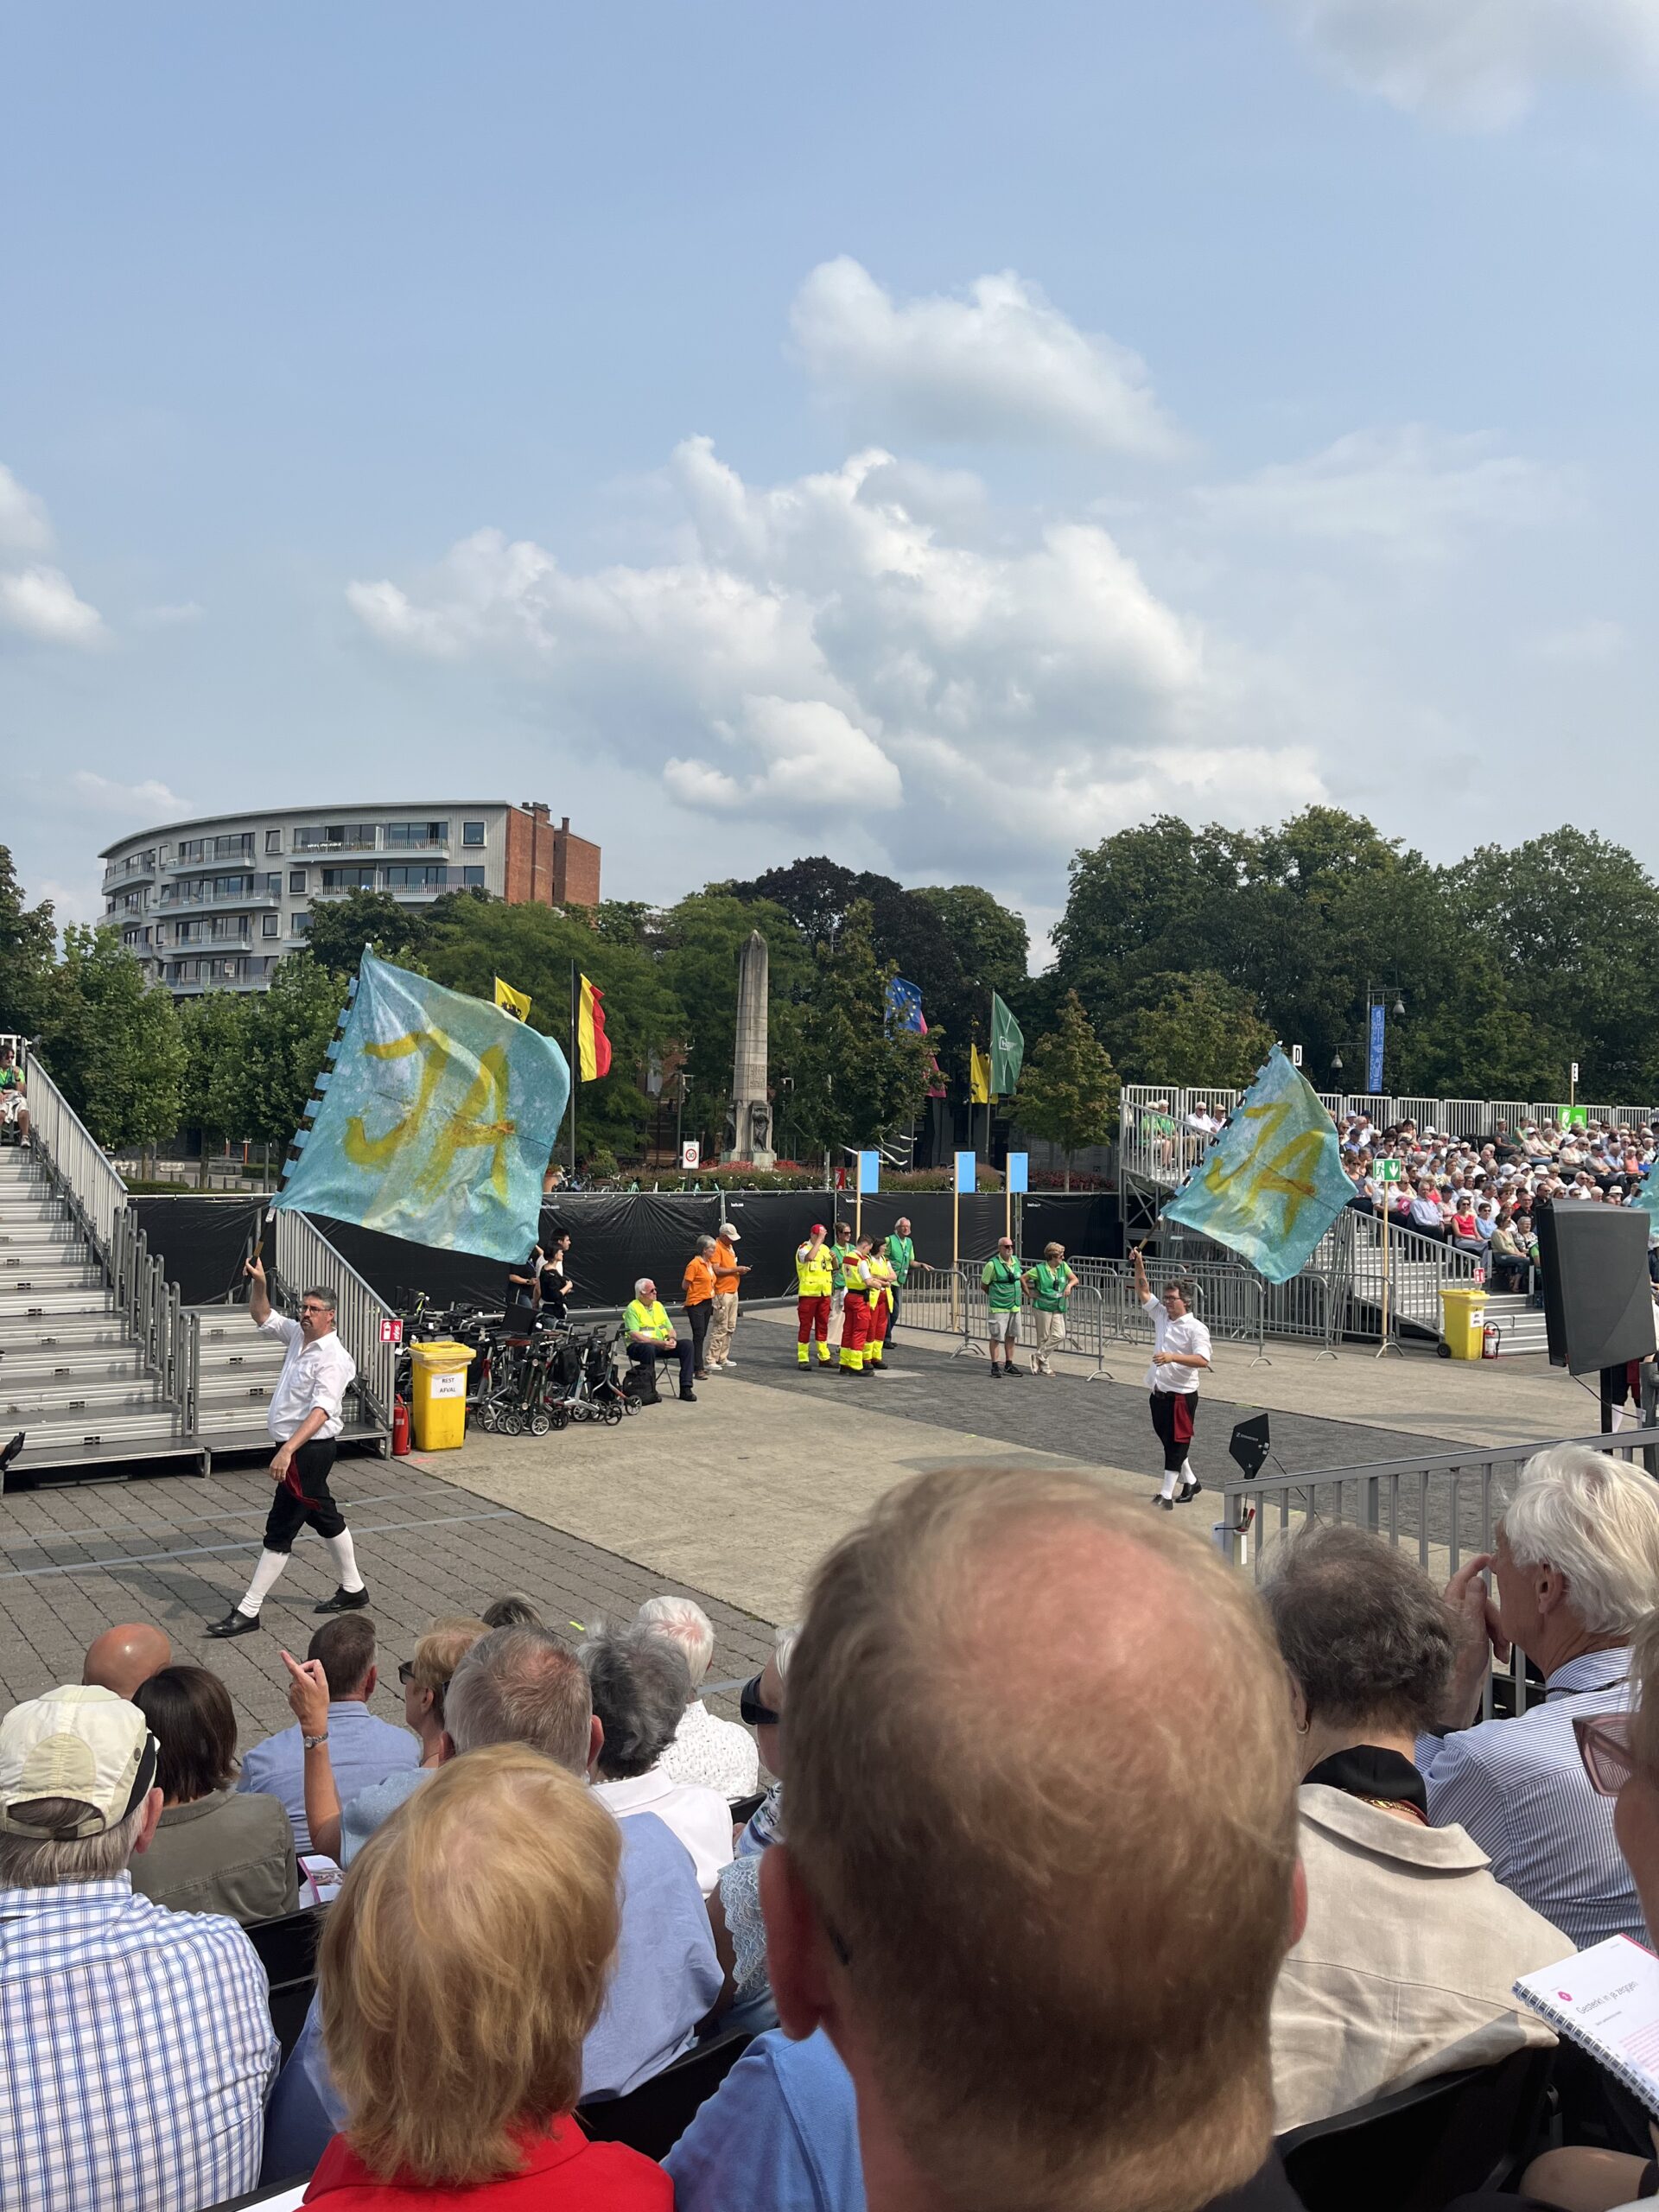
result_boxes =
[1148,1389,1198,1475]
[263,1438,346,1554]
[688,1302,711,1371]
[628,1338,696,1394]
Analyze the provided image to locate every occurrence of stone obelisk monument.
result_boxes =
[727,929,775,1166]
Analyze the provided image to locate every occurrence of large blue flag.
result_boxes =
[273,951,570,1262]
[1161,1047,1353,1283]
[885,976,925,1034]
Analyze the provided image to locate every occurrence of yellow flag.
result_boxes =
[969,1045,991,1104]
[493,976,531,1023]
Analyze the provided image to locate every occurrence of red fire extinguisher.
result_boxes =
[392,1396,411,1455]
[1481,1325,1500,1360]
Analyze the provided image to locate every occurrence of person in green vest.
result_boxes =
[882,1216,931,1346]
[623,1276,698,1402]
[1023,1242,1079,1376]
[981,1236,1025,1379]
[828,1218,855,1357]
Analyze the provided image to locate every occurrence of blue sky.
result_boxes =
[5,1,1658,959]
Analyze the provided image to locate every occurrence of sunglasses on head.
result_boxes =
[1575,1712,1637,1797]
[740,1672,780,1728]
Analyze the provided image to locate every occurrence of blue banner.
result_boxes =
[955,1150,977,1195]
[1162,1047,1354,1284]
[1367,1002,1385,1096]
[1006,1150,1028,1194]
[273,950,570,1262]
[857,1149,880,1193]
[885,976,925,1034]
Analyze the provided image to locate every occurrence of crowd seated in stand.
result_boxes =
[0,1683,278,2212]
[302,1746,669,2210]
[582,1619,735,1897]
[636,1593,760,1802]
[1262,1526,1567,2132]
[130,1663,299,1923]
[238,1613,418,1855]
[709,1628,793,2033]
[262,1621,722,2180]
[1419,1443,1659,1947]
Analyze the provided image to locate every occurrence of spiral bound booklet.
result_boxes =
[1515,1935,1659,2119]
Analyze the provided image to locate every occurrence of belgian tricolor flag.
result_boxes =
[577,974,612,1081]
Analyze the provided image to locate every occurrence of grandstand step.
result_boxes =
[1,1375,167,1421]
[0,1256,107,1292]
[0,1285,118,1318]
[0,1201,77,1230]
[0,1312,137,1352]
[0,1346,148,1389]
[0,1222,84,1250]
[8,1426,206,1484]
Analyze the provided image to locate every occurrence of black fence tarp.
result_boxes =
[128,1188,1122,1315]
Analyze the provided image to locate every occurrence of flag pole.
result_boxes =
[569,961,579,1179]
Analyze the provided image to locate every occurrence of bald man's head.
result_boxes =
[775,1465,1300,2212]
[83,1624,173,1700]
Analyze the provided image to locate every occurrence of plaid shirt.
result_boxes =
[0,1875,279,2212]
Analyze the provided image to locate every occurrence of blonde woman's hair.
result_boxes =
[1632,1610,1659,1783]
[319,1745,621,2184]
[409,1617,491,1724]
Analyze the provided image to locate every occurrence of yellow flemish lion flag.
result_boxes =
[493,977,531,1022]
[969,1046,992,1105]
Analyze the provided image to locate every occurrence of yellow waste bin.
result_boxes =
[410,1338,476,1450]
[1439,1285,1488,1361]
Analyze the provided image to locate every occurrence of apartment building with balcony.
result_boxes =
[99,800,601,996]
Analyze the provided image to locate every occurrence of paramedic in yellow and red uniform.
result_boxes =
[838,1235,876,1376]
[864,1242,898,1369]
[795,1224,835,1369]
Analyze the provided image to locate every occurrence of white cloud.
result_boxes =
[0,564,106,646]
[0,463,54,555]
[789,256,1187,457]
[1268,0,1659,126]
[348,432,1315,866]
[70,771,189,817]
[1527,616,1630,664]
[1191,427,1567,557]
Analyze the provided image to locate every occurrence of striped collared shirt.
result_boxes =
[0,1874,279,2212]
[1418,1649,1642,1949]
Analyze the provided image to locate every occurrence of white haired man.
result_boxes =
[638,1593,760,1800]
[1421,1441,1659,1945]
[624,1277,698,1402]
[207,1256,367,1637]
[0,1685,278,2212]
[671,1466,1306,2212]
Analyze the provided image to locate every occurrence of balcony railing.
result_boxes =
[164,841,257,872]
[293,833,379,853]
[102,854,157,888]
[159,879,279,910]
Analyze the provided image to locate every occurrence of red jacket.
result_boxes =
[302,2122,671,2210]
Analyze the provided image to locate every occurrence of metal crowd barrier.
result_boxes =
[22,1048,127,1266]
[1211,1427,1659,1719]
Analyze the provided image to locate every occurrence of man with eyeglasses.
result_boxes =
[207,1256,368,1637]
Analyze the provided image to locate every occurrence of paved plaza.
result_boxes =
[0,1296,1608,1748]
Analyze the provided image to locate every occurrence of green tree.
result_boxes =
[302,889,428,979]
[1010,991,1120,1188]
[653,891,810,1152]
[783,901,931,1156]
[0,847,56,1037]
[1110,970,1277,1089]
[180,991,257,1184]
[245,955,347,1153]
[38,928,187,1154]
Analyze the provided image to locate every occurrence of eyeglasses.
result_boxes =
[397,1660,416,1686]
[1575,1713,1637,1797]
[740,1673,780,1728]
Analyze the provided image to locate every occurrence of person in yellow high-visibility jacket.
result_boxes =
[864,1245,899,1368]
[795,1224,836,1369]
[839,1236,877,1375]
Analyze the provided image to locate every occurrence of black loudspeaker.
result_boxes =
[1229,1414,1271,1480]
[1535,1207,1657,1376]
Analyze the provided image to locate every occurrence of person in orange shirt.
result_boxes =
[706,1221,750,1370]
[682,1236,718,1381]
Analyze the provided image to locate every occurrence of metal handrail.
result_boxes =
[21,1046,128,1265]
[1211,1427,1659,1716]
[273,1210,397,1432]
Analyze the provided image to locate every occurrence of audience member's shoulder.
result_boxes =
[665,2030,861,2212]
[618,1808,702,1885]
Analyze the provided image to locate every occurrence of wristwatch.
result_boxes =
[302,1732,330,1751]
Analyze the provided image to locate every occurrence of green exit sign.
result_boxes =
[1376,1158,1403,1184]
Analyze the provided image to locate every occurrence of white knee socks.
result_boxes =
[237,1548,291,1619]
[1159,1466,1182,1500]
[325,1530,365,1592]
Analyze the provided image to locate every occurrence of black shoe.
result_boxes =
[0,1432,24,1476]
[315,1586,371,1614]
[1154,1496,1175,1511]
[1178,1480,1204,1504]
[989,1365,1002,1377]
[206,1608,261,1638]
[1002,1363,1023,1376]
[679,1389,697,1403]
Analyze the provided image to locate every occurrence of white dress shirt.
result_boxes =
[1141,1297,1211,1394]
[595,1764,736,1897]
[660,1697,760,1801]
[1272,1783,1568,2133]
[260,1313,358,1443]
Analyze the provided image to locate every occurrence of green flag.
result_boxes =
[989,992,1024,1096]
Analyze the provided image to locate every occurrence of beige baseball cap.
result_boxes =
[0,1684,158,1839]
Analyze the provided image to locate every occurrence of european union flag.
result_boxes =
[1161,1047,1353,1284]
[886,976,925,1034]
[273,951,571,1262]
